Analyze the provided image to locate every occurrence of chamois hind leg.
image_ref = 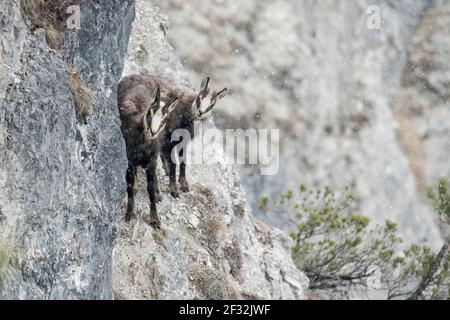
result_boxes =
[125,164,137,222]
[163,143,179,198]
[160,153,170,177]
[178,127,192,192]
[144,156,161,229]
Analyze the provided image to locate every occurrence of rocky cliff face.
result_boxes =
[113,5,308,300]
[150,0,448,247]
[0,0,308,299]
[3,0,445,300]
[394,3,450,192]
[0,0,134,299]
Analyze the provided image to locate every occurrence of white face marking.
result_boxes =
[199,101,208,115]
[151,108,164,135]
[196,93,214,117]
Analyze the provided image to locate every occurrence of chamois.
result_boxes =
[159,76,228,197]
[118,75,179,228]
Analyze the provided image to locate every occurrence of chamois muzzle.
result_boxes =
[145,96,179,138]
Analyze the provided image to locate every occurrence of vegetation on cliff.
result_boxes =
[260,179,450,299]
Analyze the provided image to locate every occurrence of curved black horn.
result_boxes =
[152,85,161,106]
[200,77,210,93]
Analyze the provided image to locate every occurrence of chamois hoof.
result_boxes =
[149,220,161,229]
[125,213,135,222]
[180,184,189,193]
[155,193,162,203]
[143,214,161,229]
[169,184,179,198]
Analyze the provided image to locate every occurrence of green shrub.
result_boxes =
[260,180,450,300]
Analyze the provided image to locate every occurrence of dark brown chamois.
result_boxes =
[117,75,179,228]
[159,77,228,197]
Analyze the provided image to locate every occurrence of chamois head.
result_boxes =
[192,77,227,120]
[144,86,179,139]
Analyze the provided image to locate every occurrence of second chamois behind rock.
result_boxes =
[117,74,227,228]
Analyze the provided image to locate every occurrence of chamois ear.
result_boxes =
[216,88,228,100]
[151,86,161,107]
[199,77,210,94]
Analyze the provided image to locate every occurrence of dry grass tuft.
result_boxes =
[0,240,19,290]
[0,246,9,272]
[113,290,127,300]
[68,70,95,124]
[189,264,237,300]
[224,238,243,279]
[200,213,222,244]
[20,0,87,49]
[190,184,223,251]
[152,228,167,249]
[21,1,95,123]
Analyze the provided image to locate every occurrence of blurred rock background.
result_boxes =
[148,0,450,247]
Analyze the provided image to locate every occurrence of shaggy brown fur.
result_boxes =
[122,75,227,197]
[118,75,178,228]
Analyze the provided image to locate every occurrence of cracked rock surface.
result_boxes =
[0,0,134,299]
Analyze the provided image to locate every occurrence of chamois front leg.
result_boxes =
[144,156,161,229]
[163,143,179,198]
[125,164,137,222]
[154,170,162,203]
